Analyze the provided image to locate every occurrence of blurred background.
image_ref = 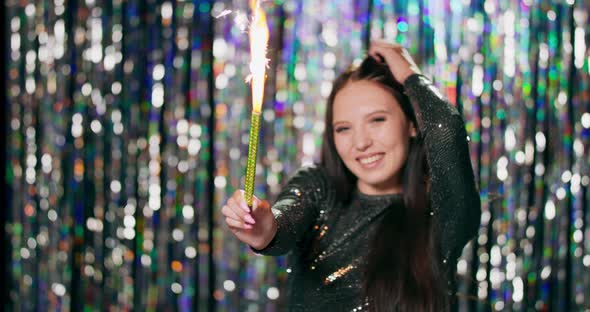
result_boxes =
[3,0,590,311]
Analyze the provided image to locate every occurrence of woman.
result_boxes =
[221,42,481,311]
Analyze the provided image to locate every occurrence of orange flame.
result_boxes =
[248,0,269,113]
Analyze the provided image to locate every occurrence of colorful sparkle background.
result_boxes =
[4,0,590,311]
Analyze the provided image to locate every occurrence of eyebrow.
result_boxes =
[332,109,392,126]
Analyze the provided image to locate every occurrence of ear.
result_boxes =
[408,122,417,138]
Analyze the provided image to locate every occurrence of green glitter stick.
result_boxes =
[244,110,261,208]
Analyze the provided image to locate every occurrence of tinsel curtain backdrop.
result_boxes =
[4,0,590,311]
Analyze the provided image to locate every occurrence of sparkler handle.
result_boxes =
[244,111,261,208]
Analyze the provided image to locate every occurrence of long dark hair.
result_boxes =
[320,57,448,311]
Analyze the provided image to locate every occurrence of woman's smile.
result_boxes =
[357,152,385,168]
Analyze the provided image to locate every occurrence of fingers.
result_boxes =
[368,44,396,61]
[371,40,403,51]
[367,41,421,83]
[222,189,272,230]
[368,47,393,66]
[368,41,405,57]
[251,195,267,212]
[232,190,251,212]
[221,204,241,221]
[222,201,255,230]
[228,200,256,224]
[225,216,253,230]
[230,190,253,214]
[224,192,256,225]
[367,49,384,63]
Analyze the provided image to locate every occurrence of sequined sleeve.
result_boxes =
[404,74,481,261]
[251,166,333,256]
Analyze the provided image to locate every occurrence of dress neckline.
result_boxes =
[353,187,403,203]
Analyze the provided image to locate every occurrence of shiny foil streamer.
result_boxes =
[5,0,590,311]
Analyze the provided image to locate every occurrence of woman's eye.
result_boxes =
[372,117,386,123]
[335,127,349,133]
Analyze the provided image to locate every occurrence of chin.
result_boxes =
[353,164,401,188]
[357,173,396,187]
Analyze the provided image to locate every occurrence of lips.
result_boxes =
[357,153,384,165]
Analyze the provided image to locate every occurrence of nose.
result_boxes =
[353,128,372,151]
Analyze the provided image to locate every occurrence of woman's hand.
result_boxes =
[221,190,277,250]
[368,41,422,84]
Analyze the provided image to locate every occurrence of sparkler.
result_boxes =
[244,0,269,208]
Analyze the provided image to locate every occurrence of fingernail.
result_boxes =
[244,223,253,229]
[245,214,256,224]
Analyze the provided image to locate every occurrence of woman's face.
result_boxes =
[332,80,416,195]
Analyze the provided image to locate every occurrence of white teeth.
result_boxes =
[359,154,383,165]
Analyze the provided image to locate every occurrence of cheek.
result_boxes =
[333,135,350,159]
[394,134,412,162]
[377,124,408,148]
[377,128,412,164]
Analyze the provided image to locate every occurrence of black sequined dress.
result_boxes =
[252,74,481,311]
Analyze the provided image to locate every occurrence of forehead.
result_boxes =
[332,80,402,119]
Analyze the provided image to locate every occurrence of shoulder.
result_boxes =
[286,165,332,191]
[289,164,329,180]
[284,165,335,199]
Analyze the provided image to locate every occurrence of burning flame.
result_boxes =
[248,0,269,113]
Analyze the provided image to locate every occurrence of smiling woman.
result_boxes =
[332,79,417,195]
[221,42,481,311]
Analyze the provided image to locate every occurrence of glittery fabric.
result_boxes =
[403,74,481,263]
[253,74,481,311]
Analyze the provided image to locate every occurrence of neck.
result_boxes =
[357,180,403,195]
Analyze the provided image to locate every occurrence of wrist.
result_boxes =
[399,69,421,84]
[265,219,278,248]
[254,218,278,250]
